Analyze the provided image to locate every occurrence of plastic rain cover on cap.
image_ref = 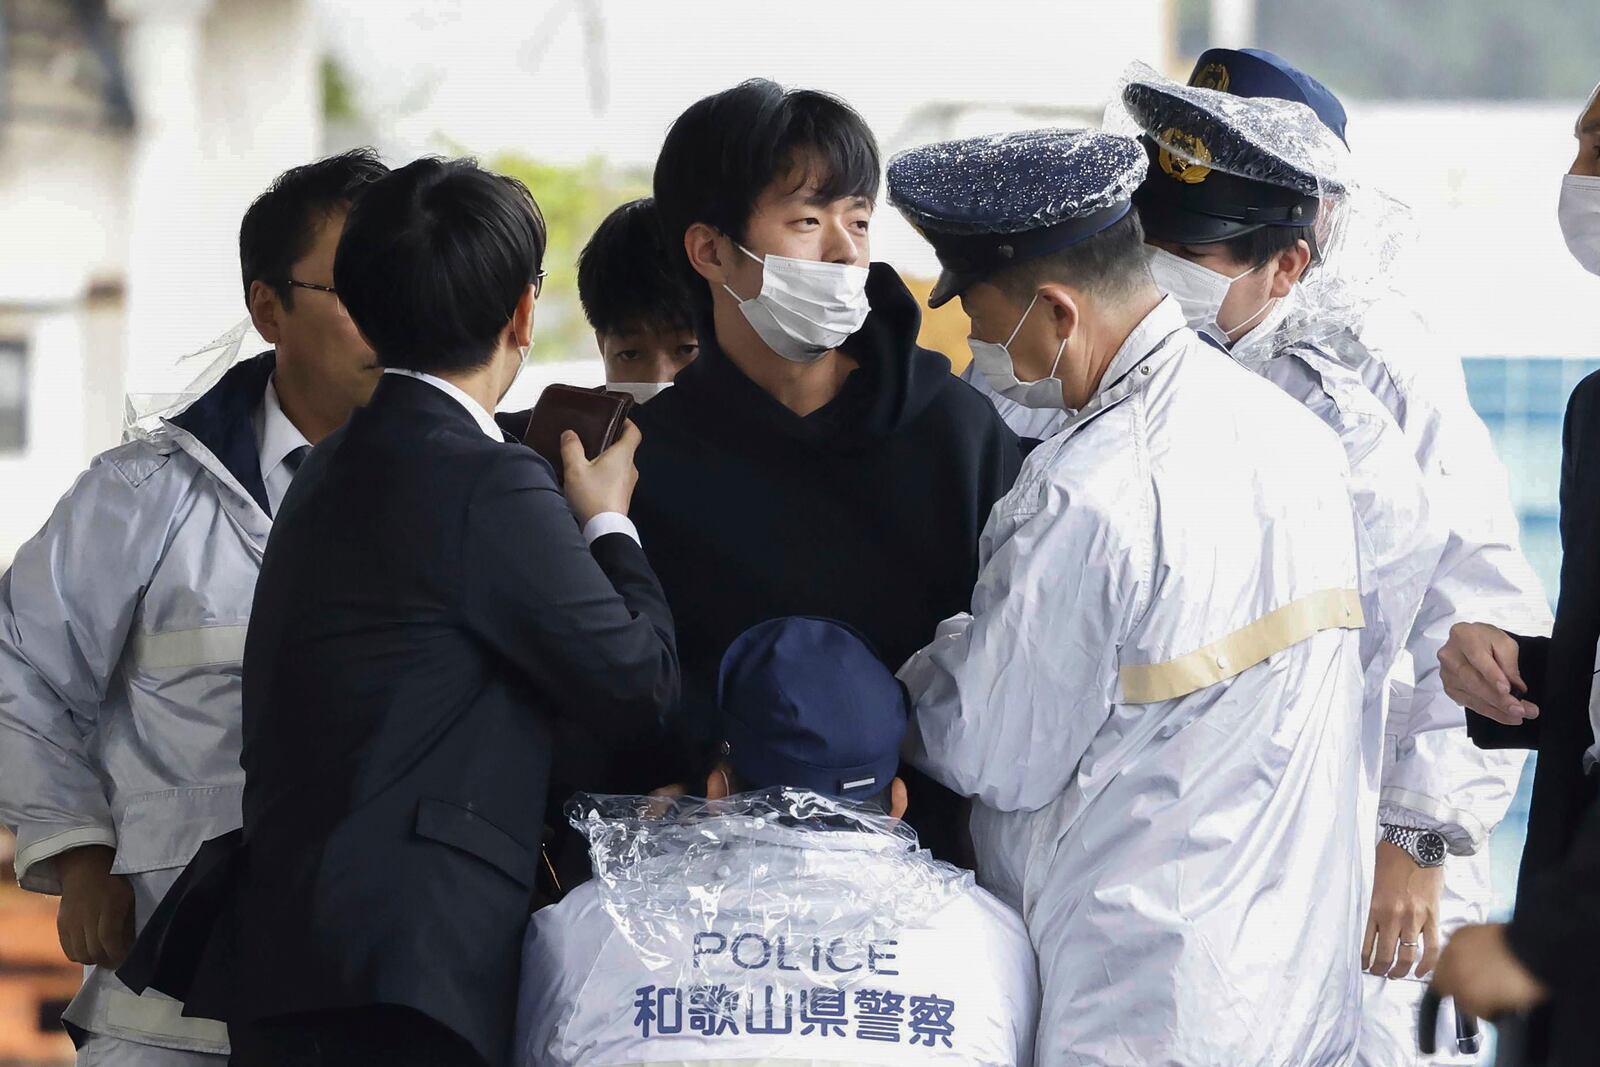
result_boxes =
[123,317,262,442]
[1106,61,1417,362]
[885,127,1147,235]
[569,787,971,1002]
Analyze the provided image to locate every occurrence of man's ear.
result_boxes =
[685,223,731,286]
[511,283,536,348]
[248,280,283,344]
[1039,284,1082,342]
[1270,240,1314,298]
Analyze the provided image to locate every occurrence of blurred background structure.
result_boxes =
[0,0,1596,1061]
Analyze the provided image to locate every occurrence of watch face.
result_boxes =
[1416,832,1447,866]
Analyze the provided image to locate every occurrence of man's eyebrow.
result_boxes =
[799,192,873,208]
[1581,116,1600,137]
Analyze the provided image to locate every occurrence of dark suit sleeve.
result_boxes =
[459,453,679,735]
[1506,797,1600,993]
[1467,632,1548,750]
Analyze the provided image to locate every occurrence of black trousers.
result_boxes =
[228,1005,482,1067]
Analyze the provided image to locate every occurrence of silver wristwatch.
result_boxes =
[1382,823,1447,867]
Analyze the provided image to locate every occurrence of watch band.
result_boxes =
[1382,823,1447,867]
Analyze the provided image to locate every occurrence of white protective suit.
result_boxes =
[0,340,282,1059]
[516,790,1038,1066]
[1126,76,1546,1065]
[901,297,1370,1066]
[1323,313,1548,1067]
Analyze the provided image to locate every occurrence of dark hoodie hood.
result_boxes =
[169,350,276,515]
[665,263,955,453]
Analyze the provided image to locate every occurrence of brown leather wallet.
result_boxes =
[497,384,635,484]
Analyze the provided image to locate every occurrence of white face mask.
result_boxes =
[1558,174,1600,276]
[606,380,672,404]
[1146,247,1271,347]
[967,293,1068,410]
[723,245,871,363]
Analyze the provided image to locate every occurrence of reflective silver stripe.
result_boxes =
[102,988,229,1049]
[130,625,249,671]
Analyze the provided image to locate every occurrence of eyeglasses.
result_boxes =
[288,273,548,299]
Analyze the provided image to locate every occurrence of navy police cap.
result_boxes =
[1189,47,1348,146]
[888,128,1147,308]
[1124,78,1339,246]
[717,617,908,801]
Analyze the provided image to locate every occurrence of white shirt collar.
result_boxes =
[1097,294,1189,397]
[256,375,312,482]
[382,368,504,441]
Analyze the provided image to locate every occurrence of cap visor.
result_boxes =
[1135,196,1263,246]
[928,268,966,309]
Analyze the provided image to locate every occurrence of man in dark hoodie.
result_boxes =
[632,80,1022,859]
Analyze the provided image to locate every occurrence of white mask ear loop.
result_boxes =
[718,242,765,304]
[1222,260,1274,344]
[716,768,732,798]
[1003,293,1041,349]
[1018,294,1068,383]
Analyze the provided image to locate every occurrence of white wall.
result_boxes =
[0,86,131,563]
[123,0,323,395]
[0,0,322,565]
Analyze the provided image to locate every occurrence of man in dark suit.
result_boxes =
[1430,82,1600,1064]
[223,158,679,1066]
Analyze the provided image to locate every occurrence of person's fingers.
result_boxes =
[558,430,588,475]
[1520,700,1541,720]
[1369,910,1402,976]
[1443,649,1530,723]
[1490,631,1526,694]
[1463,643,1511,699]
[1416,914,1442,979]
[1386,922,1422,979]
[79,915,111,967]
[57,910,86,965]
[99,900,133,968]
[1361,911,1380,970]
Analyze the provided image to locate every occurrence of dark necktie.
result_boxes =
[284,444,311,477]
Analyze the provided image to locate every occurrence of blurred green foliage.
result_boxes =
[484,153,651,361]
[320,57,358,123]
[1177,0,1599,100]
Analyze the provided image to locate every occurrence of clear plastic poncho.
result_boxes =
[568,787,973,998]
[1105,62,1418,363]
[123,317,262,442]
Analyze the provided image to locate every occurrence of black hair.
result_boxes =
[334,157,547,375]
[1216,223,1319,272]
[653,79,881,305]
[238,147,389,308]
[577,198,694,337]
[991,210,1155,303]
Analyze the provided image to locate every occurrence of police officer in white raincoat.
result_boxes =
[516,616,1038,1066]
[1123,52,1550,1066]
[0,151,387,1065]
[889,128,1370,1066]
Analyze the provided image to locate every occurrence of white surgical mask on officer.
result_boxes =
[1146,247,1271,345]
[723,245,871,363]
[968,292,1068,410]
[1559,176,1600,276]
